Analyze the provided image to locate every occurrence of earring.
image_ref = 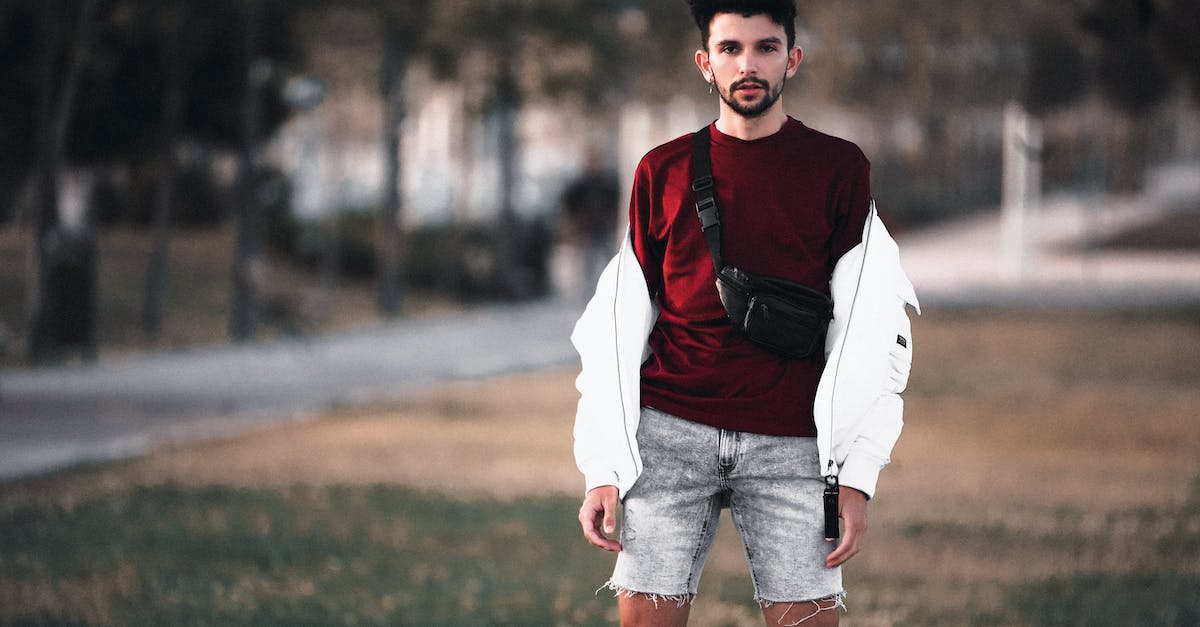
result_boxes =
[707,77,714,94]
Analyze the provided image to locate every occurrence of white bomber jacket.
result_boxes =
[572,201,920,500]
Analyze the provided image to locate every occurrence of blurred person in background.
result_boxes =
[560,151,622,302]
[572,1,919,624]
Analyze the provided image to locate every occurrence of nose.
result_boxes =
[738,51,759,76]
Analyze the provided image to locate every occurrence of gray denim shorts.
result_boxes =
[609,407,843,604]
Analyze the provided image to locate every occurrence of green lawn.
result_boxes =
[0,485,769,626]
[3,480,1198,626]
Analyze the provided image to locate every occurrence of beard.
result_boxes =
[717,75,786,118]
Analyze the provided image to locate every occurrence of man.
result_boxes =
[572,1,919,625]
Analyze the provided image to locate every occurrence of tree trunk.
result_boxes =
[143,4,186,336]
[0,0,12,37]
[1106,111,1150,194]
[230,0,263,341]
[377,16,406,317]
[27,0,61,363]
[28,0,97,363]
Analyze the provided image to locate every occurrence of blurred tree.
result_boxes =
[1074,0,1196,191]
[0,4,37,223]
[798,1,1034,219]
[1154,0,1200,100]
[275,0,697,307]
[228,0,266,341]
[1023,21,1088,116]
[1078,0,1172,115]
[376,0,434,317]
[62,2,297,166]
[1,0,304,349]
[96,0,301,339]
[416,0,694,298]
[26,0,101,363]
[142,1,187,336]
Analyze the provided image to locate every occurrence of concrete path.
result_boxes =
[902,162,1200,308]
[902,192,1200,308]
[2,163,1197,482]
[0,301,581,480]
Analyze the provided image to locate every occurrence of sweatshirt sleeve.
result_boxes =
[628,158,664,299]
[827,151,872,269]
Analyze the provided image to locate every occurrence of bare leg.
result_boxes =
[618,592,692,627]
[761,596,842,626]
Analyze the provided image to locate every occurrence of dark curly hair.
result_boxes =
[687,0,798,50]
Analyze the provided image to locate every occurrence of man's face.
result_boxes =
[698,12,800,119]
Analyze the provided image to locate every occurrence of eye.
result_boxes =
[760,44,778,53]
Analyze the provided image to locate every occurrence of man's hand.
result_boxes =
[579,485,622,552]
[825,486,868,568]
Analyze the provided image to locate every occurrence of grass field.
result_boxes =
[2,308,1199,626]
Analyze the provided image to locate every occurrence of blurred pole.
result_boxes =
[494,60,521,298]
[612,3,645,237]
[143,3,185,337]
[378,15,406,318]
[1002,102,1042,284]
[1081,132,1105,283]
[230,0,265,341]
[475,0,526,299]
[284,75,329,316]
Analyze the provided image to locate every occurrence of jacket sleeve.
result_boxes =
[571,229,657,496]
[822,208,920,499]
[837,293,918,498]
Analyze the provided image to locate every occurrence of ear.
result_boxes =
[785,46,803,78]
[695,49,712,82]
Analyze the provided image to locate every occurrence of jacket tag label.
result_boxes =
[896,334,908,348]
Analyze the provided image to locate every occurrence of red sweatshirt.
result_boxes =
[631,117,871,436]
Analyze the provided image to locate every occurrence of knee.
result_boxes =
[606,583,693,627]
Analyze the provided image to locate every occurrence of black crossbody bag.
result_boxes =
[691,126,834,361]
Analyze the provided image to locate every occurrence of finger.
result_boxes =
[825,531,857,567]
[579,504,621,552]
[583,524,617,551]
[602,492,618,535]
[584,523,621,551]
[825,518,864,567]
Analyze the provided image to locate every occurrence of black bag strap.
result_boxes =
[691,125,723,272]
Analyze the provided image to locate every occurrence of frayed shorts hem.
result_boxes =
[758,591,847,625]
[597,579,695,608]
[756,589,847,608]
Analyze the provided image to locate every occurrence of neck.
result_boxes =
[714,102,788,141]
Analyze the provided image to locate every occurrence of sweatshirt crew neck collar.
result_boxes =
[710,116,805,147]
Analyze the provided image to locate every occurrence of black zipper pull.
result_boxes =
[823,474,840,540]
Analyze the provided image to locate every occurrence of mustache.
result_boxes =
[730,77,770,91]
